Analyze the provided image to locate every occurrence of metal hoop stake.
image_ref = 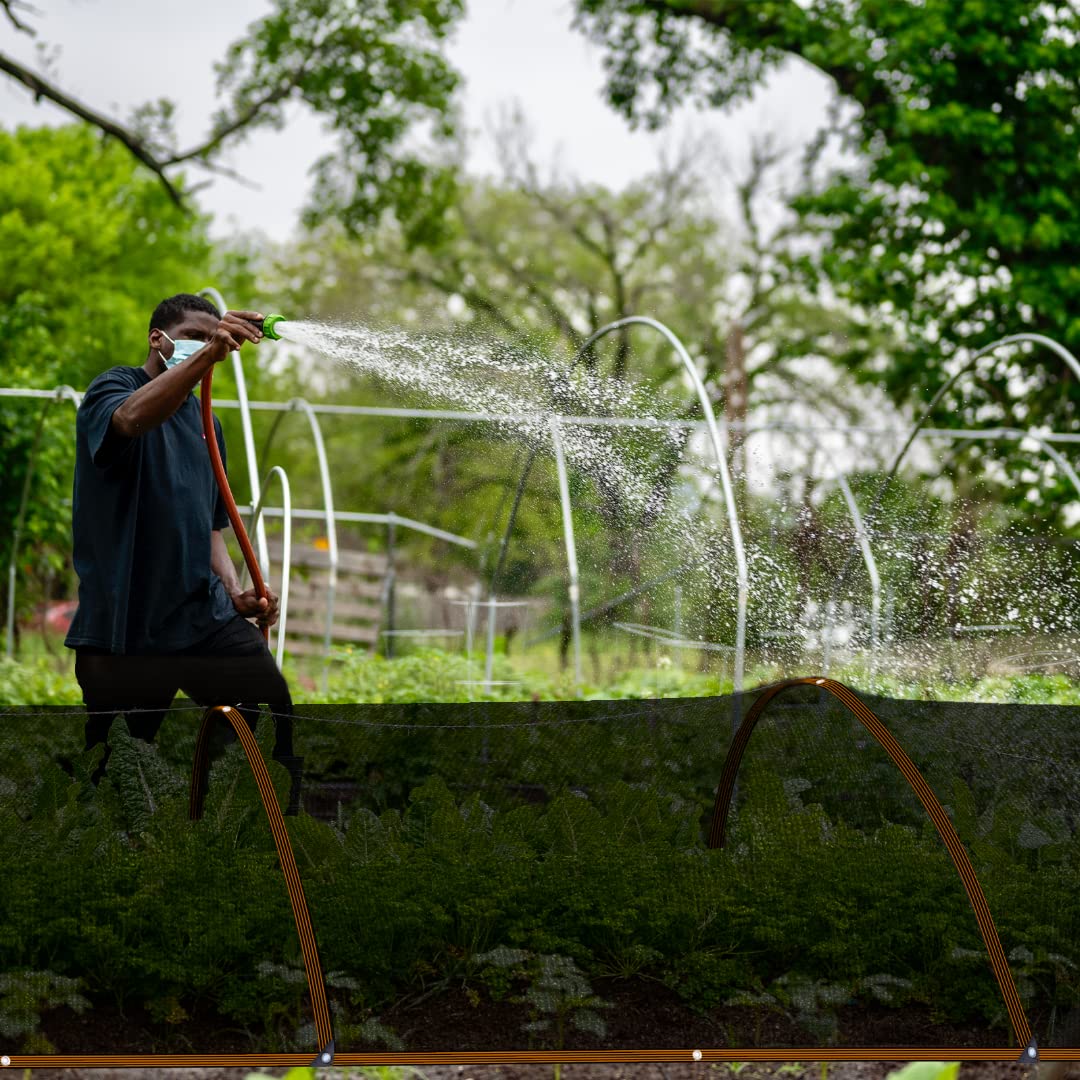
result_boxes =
[190,705,334,1053]
[710,676,1034,1051]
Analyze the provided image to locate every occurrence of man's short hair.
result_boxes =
[149,293,221,334]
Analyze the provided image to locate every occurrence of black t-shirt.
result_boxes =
[64,365,238,654]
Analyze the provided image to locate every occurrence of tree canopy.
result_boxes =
[0,124,216,629]
[0,0,464,239]
[573,0,1080,444]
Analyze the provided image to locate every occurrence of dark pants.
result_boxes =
[75,616,299,806]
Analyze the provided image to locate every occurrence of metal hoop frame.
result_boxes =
[709,676,1033,1050]
[189,705,333,1053]
[260,398,339,687]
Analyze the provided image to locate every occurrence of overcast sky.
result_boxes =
[1,0,834,239]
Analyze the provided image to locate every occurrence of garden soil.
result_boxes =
[27,987,1075,1078]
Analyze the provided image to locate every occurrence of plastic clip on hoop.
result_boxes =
[199,313,288,643]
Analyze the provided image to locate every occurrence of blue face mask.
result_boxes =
[157,331,205,369]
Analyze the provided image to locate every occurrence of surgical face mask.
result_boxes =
[157,331,205,369]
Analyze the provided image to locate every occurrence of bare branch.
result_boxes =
[403,265,531,344]
[532,189,611,266]
[491,106,616,270]
[735,133,788,265]
[0,41,296,211]
[457,206,583,345]
[623,145,705,268]
[1,0,37,35]
[161,78,299,166]
[0,49,186,208]
[191,158,262,191]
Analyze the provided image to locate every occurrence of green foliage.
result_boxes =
[313,646,728,706]
[886,1065,960,1080]
[511,954,613,1045]
[574,0,1080,520]
[320,647,534,703]
[6,645,1080,715]
[105,725,189,837]
[477,947,610,1049]
[0,125,213,393]
[767,973,851,1044]
[0,657,82,705]
[215,0,464,240]
[0,124,214,629]
[0,969,89,1051]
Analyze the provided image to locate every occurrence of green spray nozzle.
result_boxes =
[261,313,287,340]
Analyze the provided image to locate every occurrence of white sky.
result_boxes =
[0,0,834,239]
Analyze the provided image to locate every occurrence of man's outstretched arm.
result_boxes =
[112,311,263,438]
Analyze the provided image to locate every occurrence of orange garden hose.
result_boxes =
[200,365,269,643]
[195,336,334,1055]
[190,705,334,1056]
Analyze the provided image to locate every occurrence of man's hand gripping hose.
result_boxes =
[199,314,286,643]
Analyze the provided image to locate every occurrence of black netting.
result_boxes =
[1,687,1078,1055]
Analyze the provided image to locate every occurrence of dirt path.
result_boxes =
[16,1061,1071,1080]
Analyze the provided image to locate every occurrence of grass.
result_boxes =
[4,625,1080,707]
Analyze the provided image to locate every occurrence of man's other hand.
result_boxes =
[231,585,280,628]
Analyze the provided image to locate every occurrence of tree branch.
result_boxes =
[525,178,612,265]
[160,78,299,166]
[0,43,299,210]
[623,149,703,269]
[458,207,583,346]
[0,49,185,207]
[1,0,36,35]
[632,0,892,119]
[403,265,530,344]
[191,158,262,191]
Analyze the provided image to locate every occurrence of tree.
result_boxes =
[0,0,463,238]
[259,129,892,664]
[288,118,885,424]
[0,124,217,640]
[270,140,734,584]
[573,0,1080,519]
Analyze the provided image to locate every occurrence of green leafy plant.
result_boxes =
[0,657,81,706]
[0,969,90,1052]
[295,1013,404,1054]
[593,942,664,982]
[475,946,610,1061]
[724,986,787,1047]
[885,1064,960,1080]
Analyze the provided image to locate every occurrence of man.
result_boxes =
[63,293,300,809]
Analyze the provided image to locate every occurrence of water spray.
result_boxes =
[199,313,291,643]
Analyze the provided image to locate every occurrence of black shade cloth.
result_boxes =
[1,687,1078,1055]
